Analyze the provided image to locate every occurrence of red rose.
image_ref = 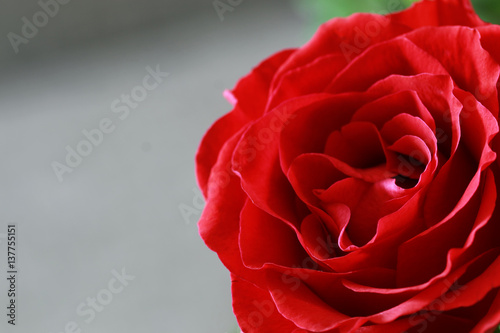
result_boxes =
[196,0,500,332]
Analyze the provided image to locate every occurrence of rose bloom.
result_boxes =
[196,0,500,332]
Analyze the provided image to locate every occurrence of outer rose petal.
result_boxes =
[405,27,500,117]
[389,0,485,28]
[478,25,500,64]
[266,54,347,112]
[326,37,448,93]
[272,13,409,81]
[196,105,252,196]
[477,25,500,123]
[198,131,263,286]
[231,275,306,333]
[231,49,296,119]
[196,49,294,195]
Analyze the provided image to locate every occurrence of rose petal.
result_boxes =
[406,26,500,116]
[454,88,500,162]
[231,275,303,333]
[299,213,339,261]
[366,73,462,157]
[196,106,251,196]
[398,167,497,287]
[231,49,295,118]
[199,131,264,286]
[352,90,435,132]
[478,25,500,65]
[327,37,448,93]
[279,93,365,174]
[325,122,387,169]
[272,13,409,81]
[232,95,334,226]
[389,0,485,28]
[196,49,294,193]
[266,54,348,112]
[239,199,308,269]
[470,289,500,333]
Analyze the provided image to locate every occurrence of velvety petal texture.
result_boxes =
[196,0,500,332]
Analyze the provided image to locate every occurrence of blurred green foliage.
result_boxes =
[298,0,500,29]
[296,0,416,27]
[472,0,500,23]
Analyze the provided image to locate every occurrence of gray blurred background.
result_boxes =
[0,1,306,332]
